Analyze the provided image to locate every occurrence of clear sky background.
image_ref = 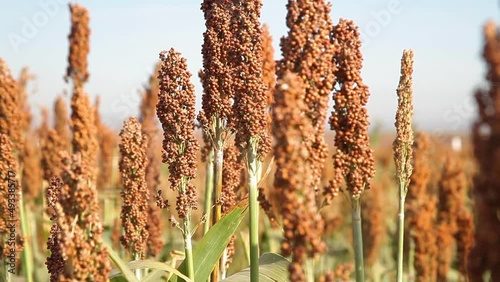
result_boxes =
[0,1,498,132]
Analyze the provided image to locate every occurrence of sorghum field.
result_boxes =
[0,1,498,282]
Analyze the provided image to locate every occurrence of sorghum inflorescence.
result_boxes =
[273,72,326,282]
[50,153,111,281]
[406,133,437,282]
[156,48,199,218]
[119,117,150,258]
[70,85,98,180]
[231,0,271,158]
[198,0,236,135]
[393,49,414,198]
[0,59,22,150]
[65,3,90,87]
[469,20,500,281]
[328,19,375,200]
[278,0,336,185]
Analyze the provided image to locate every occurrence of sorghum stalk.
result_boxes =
[156,49,199,281]
[203,149,214,235]
[330,19,375,282]
[393,49,415,282]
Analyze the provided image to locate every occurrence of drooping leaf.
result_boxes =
[107,244,140,282]
[222,253,290,282]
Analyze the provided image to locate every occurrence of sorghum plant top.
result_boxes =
[199,0,236,127]
[119,117,150,258]
[157,48,199,218]
[65,3,90,87]
[273,72,326,282]
[232,0,271,158]
[328,19,375,199]
[393,50,414,191]
[0,58,21,150]
[278,0,336,187]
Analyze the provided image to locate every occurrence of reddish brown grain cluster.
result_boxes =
[46,153,110,281]
[41,129,66,182]
[278,0,336,188]
[198,0,236,134]
[65,3,90,87]
[273,72,326,281]
[232,0,271,157]
[70,85,98,179]
[0,59,21,150]
[469,20,500,281]
[156,49,199,218]
[406,133,438,282]
[119,117,150,258]
[436,152,472,280]
[328,19,375,199]
[95,99,117,190]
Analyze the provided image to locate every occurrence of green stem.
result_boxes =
[396,193,406,282]
[352,197,365,282]
[203,149,214,235]
[183,217,194,282]
[19,195,34,282]
[134,253,142,280]
[247,143,259,282]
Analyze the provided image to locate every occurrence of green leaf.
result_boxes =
[109,260,192,282]
[222,253,290,282]
[107,244,140,282]
[173,198,249,282]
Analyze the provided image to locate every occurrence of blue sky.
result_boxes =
[0,1,498,131]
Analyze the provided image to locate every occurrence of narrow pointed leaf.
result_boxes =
[172,198,249,282]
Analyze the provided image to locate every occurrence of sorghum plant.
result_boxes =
[329,19,375,282]
[393,49,415,282]
[469,20,500,281]
[0,59,22,150]
[231,1,271,280]
[156,48,199,281]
